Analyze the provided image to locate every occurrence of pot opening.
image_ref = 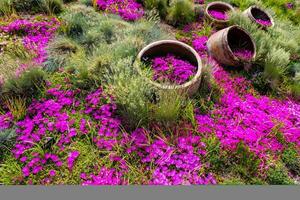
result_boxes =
[140,42,198,67]
[250,7,272,26]
[207,4,233,20]
[139,42,199,85]
[227,27,255,61]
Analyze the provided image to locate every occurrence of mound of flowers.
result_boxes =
[208,10,229,20]
[125,127,216,185]
[232,49,253,60]
[0,17,60,76]
[255,18,272,27]
[4,85,122,184]
[192,35,209,57]
[150,54,197,85]
[195,58,300,171]
[96,0,144,21]
[0,82,216,185]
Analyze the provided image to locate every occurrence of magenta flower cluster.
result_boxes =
[0,17,60,75]
[192,36,208,57]
[208,10,229,20]
[96,0,144,21]
[256,19,272,26]
[151,54,197,84]
[233,49,253,60]
[285,3,294,9]
[195,58,300,170]
[125,128,217,185]
[194,0,205,4]
[0,112,13,131]
[81,167,125,185]
[0,83,219,185]
[84,88,121,151]
[67,151,80,170]
[0,85,128,184]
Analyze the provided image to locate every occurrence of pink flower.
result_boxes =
[151,54,197,84]
[67,151,80,170]
[22,167,30,177]
[208,10,228,20]
[49,170,56,177]
[96,0,144,21]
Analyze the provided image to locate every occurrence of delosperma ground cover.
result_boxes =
[208,10,228,20]
[150,54,197,84]
[0,0,300,185]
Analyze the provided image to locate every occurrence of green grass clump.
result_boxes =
[221,175,246,185]
[144,0,169,19]
[44,37,83,72]
[12,0,63,15]
[1,67,47,101]
[150,90,183,125]
[80,0,93,7]
[0,0,15,16]
[0,35,35,82]
[0,154,22,185]
[104,59,153,129]
[167,0,195,26]
[0,128,16,148]
[0,54,21,82]
[282,145,300,176]
[266,162,294,185]
[143,0,197,26]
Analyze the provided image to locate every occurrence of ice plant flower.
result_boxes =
[192,36,208,57]
[151,54,197,84]
[195,0,205,4]
[81,167,126,185]
[125,128,216,185]
[256,19,272,26]
[96,0,144,21]
[208,10,228,20]
[7,85,122,182]
[0,112,13,131]
[67,151,80,170]
[194,59,300,170]
[0,17,60,76]
[233,49,253,60]
[285,3,294,9]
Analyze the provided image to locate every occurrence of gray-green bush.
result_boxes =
[0,0,14,16]
[1,67,46,100]
[167,0,195,26]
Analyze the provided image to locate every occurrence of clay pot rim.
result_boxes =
[248,5,275,28]
[136,40,202,91]
[205,1,235,23]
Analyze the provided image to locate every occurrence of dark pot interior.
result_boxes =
[208,4,232,13]
[250,7,271,21]
[227,27,255,55]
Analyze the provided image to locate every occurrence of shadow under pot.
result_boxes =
[205,1,234,28]
[207,25,256,66]
[135,40,202,97]
[243,6,274,29]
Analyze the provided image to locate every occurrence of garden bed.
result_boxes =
[0,0,300,186]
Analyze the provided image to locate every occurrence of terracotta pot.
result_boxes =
[205,1,235,28]
[243,6,274,28]
[136,40,202,96]
[207,25,256,66]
